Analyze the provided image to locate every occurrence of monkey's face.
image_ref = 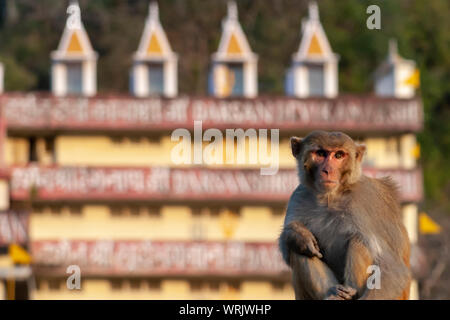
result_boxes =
[305,147,349,192]
[291,131,366,194]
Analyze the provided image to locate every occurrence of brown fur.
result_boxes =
[279,131,411,300]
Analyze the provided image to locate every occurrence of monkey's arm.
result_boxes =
[279,220,322,265]
[282,222,357,300]
[343,236,411,300]
[342,237,373,298]
[279,186,323,264]
[291,254,356,300]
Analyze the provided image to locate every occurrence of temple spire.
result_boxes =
[66,0,81,29]
[374,38,419,98]
[227,1,238,20]
[388,38,398,60]
[51,1,98,96]
[149,1,159,22]
[308,2,319,20]
[209,1,258,98]
[285,1,339,98]
[130,1,178,97]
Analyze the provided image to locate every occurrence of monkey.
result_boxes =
[279,130,411,300]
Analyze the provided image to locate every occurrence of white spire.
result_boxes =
[66,0,81,30]
[308,2,319,20]
[227,1,238,20]
[211,1,258,98]
[375,38,417,98]
[149,1,159,21]
[286,1,338,98]
[52,0,98,97]
[388,38,398,60]
[132,1,178,97]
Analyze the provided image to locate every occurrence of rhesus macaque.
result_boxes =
[279,131,411,300]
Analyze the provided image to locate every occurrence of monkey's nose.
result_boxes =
[322,169,329,176]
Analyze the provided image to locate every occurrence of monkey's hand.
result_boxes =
[324,285,357,300]
[286,221,323,258]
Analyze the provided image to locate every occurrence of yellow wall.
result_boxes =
[55,136,174,167]
[4,137,29,165]
[4,134,416,170]
[5,134,416,170]
[55,135,295,168]
[0,179,9,211]
[364,137,400,168]
[30,203,415,242]
[33,278,294,300]
[364,134,417,169]
[29,205,285,241]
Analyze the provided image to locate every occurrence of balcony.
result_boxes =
[0,93,423,133]
[31,239,289,278]
[10,166,423,203]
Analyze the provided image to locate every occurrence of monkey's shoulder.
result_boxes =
[351,175,402,217]
[358,175,400,200]
[286,185,316,210]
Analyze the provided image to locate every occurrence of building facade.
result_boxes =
[0,1,423,299]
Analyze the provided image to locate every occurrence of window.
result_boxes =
[147,207,161,218]
[228,63,244,96]
[129,279,141,290]
[110,206,123,217]
[228,280,241,291]
[129,206,140,216]
[190,280,204,292]
[191,216,205,240]
[307,64,324,96]
[28,137,38,162]
[147,280,161,291]
[271,207,284,216]
[34,205,45,214]
[209,281,220,291]
[13,280,31,299]
[376,67,394,96]
[111,279,123,290]
[70,205,82,216]
[148,63,164,95]
[48,279,61,291]
[44,137,56,164]
[50,205,62,215]
[67,62,83,95]
[272,281,285,292]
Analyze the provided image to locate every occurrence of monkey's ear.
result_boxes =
[355,144,366,163]
[290,137,303,158]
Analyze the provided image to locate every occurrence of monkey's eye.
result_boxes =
[315,149,327,158]
[334,151,345,159]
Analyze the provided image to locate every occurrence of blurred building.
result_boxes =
[0,1,423,299]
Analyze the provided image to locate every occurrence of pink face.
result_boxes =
[311,147,348,190]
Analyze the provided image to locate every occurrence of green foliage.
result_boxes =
[395,0,450,208]
[0,0,448,207]
[0,54,37,90]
